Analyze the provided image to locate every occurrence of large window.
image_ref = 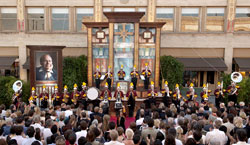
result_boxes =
[181,8,199,32]
[183,71,198,87]
[52,8,69,31]
[27,8,44,31]
[76,8,93,32]
[206,8,225,32]
[207,71,215,84]
[0,8,17,31]
[156,8,174,31]
[235,8,250,32]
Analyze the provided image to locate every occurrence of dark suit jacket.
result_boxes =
[36,67,57,81]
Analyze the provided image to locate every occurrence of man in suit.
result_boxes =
[36,54,57,81]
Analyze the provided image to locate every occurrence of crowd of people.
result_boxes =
[0,96,250,145]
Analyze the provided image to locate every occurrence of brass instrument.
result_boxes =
[205,83,208,96]
[220,81,224,96]
[177,88,180,99]
[165,86,170,97]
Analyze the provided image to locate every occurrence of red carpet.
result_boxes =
[110,116,135,129]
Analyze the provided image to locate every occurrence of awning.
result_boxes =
[23,57,30,69]
[234,58,250,71]
[0,57,17,69]
[177,58,227,71]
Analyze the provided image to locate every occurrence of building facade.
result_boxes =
[0,0,250,90]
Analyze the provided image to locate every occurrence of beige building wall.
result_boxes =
[0,0,250,80]
[0,47,18,56]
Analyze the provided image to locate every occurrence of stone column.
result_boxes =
[17,0,27,81]
[224,33,234,73]
[147,0,156,22]
[94,0,103,22]
[227,0,237,32]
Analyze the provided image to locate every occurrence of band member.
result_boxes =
[79,82,87,109]
[39,85,49,109]
[118,65,126,80]
[200,84,211,103]
[227,81,240,104]
[146,81,157,108]
[62,85,71,105]
[173,84,182,107]
[214,82,225,107]
[126,83,137,117]
[114,83,124,99]
[100,82,112,100]
[29,87,37,106]
[52,85,61,107]
[105,66,113,91]
[141,63,151,90]
[130,65,139,90]
[12,83,22,109]
[161,81,172,107]
[71,84,80,105]
[186,83,198,102]
[94,65,101,89]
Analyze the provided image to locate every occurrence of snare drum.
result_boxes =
[87,87,99,100]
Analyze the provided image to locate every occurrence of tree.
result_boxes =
[160,56,184,90]
[63,55,88,92]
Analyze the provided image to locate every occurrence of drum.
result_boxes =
[87,87,99,100]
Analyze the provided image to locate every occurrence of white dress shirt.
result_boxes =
[31,123,44,133]
[162,139,183,145]
[104,141,125,145]
[232,141,250,145]
[65,110,73,118]
[12,135,25,145]
[205,129,228,145]
[76,130,87,144]
[22,137,42,145]
[43,128,52,144]
[136,118,144,126]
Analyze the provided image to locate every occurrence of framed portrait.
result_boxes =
[28,45,64,93]
[35,51,58,82]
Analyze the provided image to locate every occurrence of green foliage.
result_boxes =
[238,77,250,103]
[160,56,184,90]
[0,76,30,107]
[221,73,231,102]
[63,55,87,92]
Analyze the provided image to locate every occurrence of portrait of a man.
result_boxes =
[36,53,58,81]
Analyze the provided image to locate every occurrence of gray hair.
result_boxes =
[125,128,134,140]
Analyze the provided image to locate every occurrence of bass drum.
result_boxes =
[87,87,99,100]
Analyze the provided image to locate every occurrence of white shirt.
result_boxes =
[22,137,42,145]
[12,135,25,145]
[223,122,235,134]
[248,138,250,144]
[104,141,125,145]
[162,139,183,145]
[43,128,52,144]
[136,118,144,126]
[205,129,228,145]
[232,141,250,145]
[65,110,73,118]
[188,134,206,144]
[31,123,44,133]
[76,130,87,144]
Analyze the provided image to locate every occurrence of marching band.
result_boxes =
[23,64,243,116]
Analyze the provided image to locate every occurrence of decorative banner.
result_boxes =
[17,0,25,31]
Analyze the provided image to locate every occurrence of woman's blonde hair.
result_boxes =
[234,117,243,128]
[34,107,41,115]
[102,114,110,132]
[154,119,160,129]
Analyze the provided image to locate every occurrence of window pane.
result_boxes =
[156,8,174,32]
[206,8,225,32]
[114,8,135,12]
[235,8,250,32]
[76,8,93,31]
[103,8,112,12]
[207,71,214,84]
[52,8,69,31]
[181,8,199,32]
[1,8,17,31]
[27,8,44,31]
